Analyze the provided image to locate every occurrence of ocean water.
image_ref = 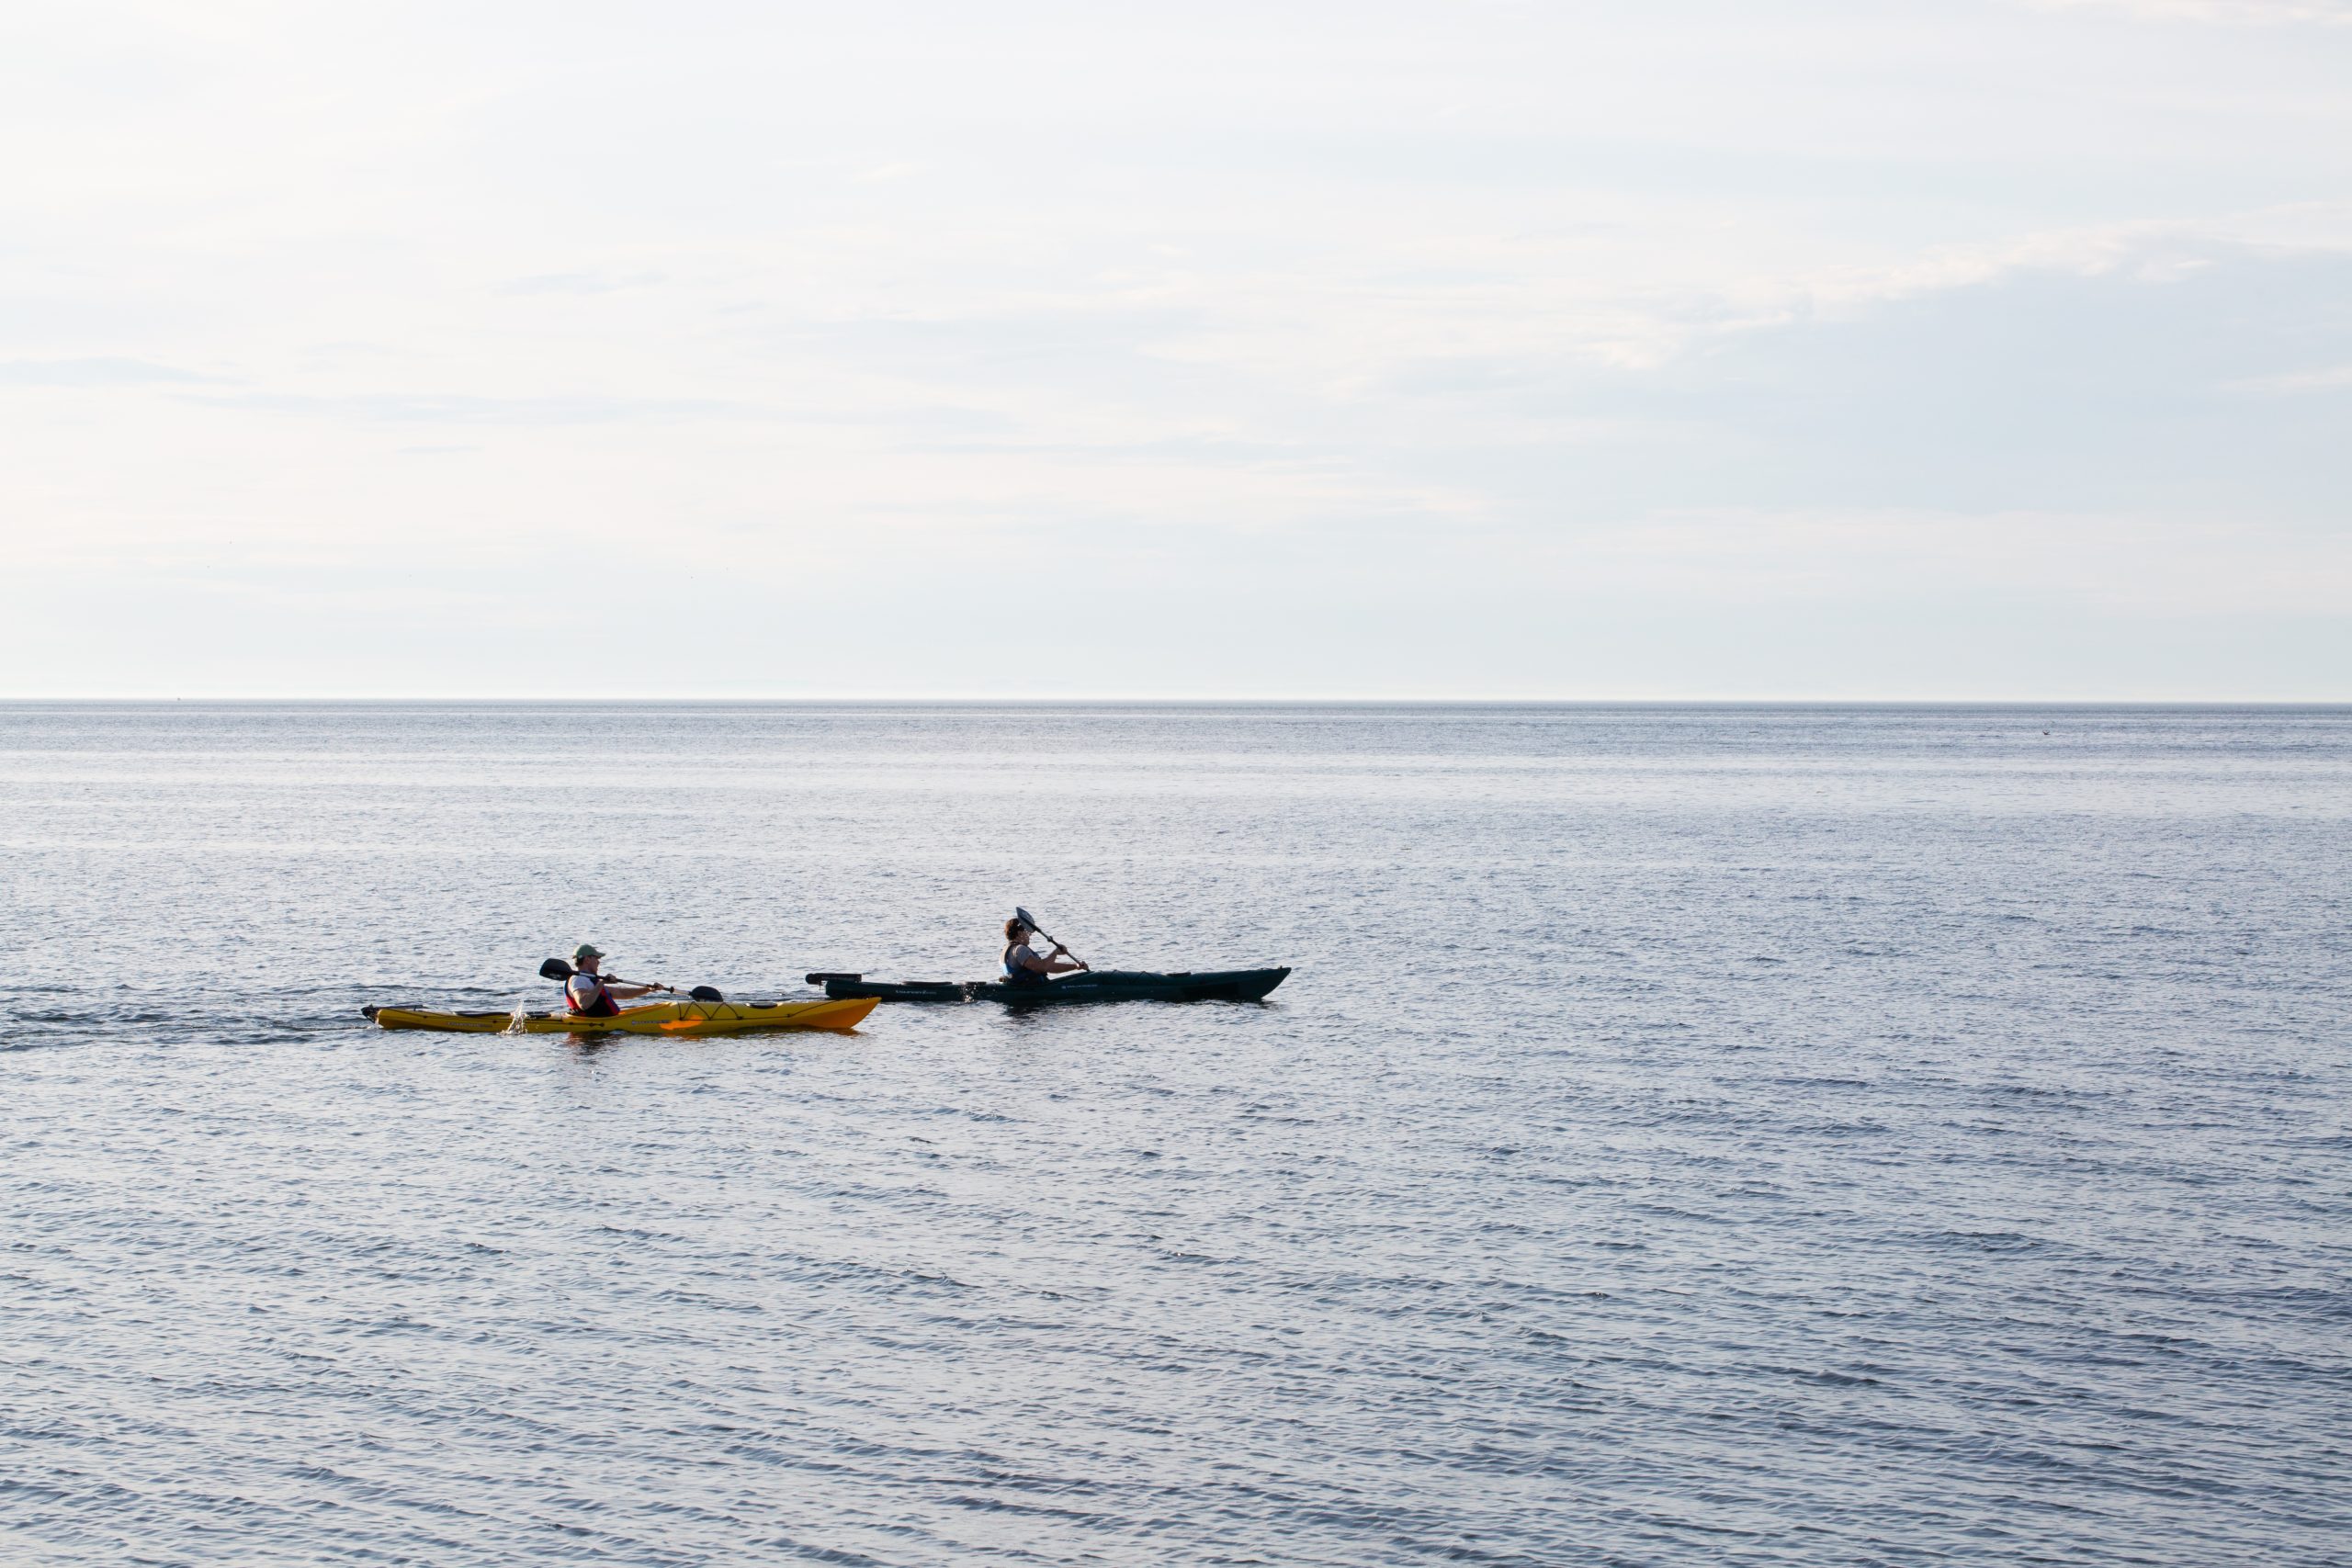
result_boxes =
[2,703,2347,1566]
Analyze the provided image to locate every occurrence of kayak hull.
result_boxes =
[364,998,877,1035]
[811,967,1290,1005]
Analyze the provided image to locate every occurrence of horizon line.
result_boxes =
[5,694,2349,707]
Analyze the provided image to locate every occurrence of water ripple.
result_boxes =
[3,704,2348,1564]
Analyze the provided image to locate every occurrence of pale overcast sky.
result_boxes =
[4,0,2348,697]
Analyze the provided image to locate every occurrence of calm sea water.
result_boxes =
[3,704,2347,1566]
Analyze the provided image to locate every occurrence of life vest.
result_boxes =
[568,973,622,1016]
[1003,943,1046,986]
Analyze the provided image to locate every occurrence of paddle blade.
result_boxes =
[1015,907,1070,955]
[688,985,725,1003]
[538,957,572,981]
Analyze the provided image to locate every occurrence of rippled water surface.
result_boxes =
[4,703,2348,1565]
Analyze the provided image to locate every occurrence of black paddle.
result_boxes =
[1014,908,1089,972]
[537,957,723,1004]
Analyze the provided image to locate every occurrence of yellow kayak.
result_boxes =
[363,997,877,1036]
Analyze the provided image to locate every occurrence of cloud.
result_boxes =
[2226,362,2352,393]
[1533,508,2352,616]
[2028,0,2352,22]
[1669,241,2352,520]
[182,390,754,425]
[494,271,669,296]
[0,357,214,386]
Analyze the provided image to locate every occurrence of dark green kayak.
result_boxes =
[807,967,1290,1005]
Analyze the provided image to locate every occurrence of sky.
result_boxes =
[4,0,2349,699]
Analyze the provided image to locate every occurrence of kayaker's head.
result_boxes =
[1003,918,1027,943]
[573,943,605,975]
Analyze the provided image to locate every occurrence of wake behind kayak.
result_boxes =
[807,967,1290,1005]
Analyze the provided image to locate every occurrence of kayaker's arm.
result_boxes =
[1010,947,1086,977]
[605,978,670,1000]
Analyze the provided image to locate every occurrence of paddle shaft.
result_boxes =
[539,958,727,1003]
[546,959,673,995]
[604,975,675,995]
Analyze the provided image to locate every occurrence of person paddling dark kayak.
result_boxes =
[1002,917,1088,988]
[804,908,1289,1006]
[566,944,669,1016]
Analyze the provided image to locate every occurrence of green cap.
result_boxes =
[573,943,604,961]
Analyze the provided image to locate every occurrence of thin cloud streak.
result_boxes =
[0,357,215,385]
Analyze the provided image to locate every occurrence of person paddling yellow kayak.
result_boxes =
[565,944,672,1017]
[363,950,872,1036]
